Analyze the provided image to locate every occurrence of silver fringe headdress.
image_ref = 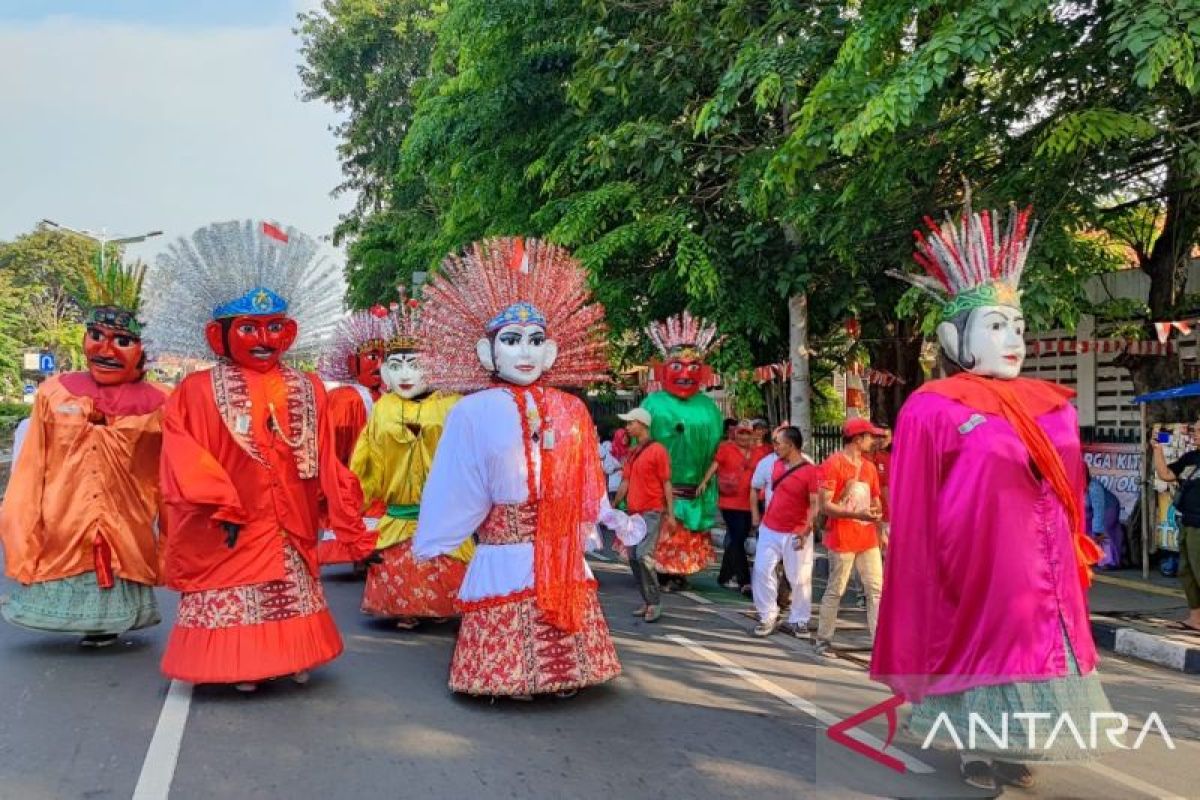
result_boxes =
[142,220,344,360]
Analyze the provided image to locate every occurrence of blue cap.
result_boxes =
[212,287,289,320]
[485,301,547,333]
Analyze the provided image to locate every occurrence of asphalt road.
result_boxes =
[1,554,1198,800]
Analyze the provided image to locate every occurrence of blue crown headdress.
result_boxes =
[486,301,547,333]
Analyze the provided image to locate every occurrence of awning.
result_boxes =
[1132,381,1200,404]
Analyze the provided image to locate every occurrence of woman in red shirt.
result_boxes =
[700,420,763,592]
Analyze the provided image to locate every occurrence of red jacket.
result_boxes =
[160,365,373,592]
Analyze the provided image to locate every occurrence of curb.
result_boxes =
[1091,618,1200,674]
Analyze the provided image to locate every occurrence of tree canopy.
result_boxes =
[298,0,1200,418]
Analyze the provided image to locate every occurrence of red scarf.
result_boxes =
[918,373,1102,588]
[512,386,592,633]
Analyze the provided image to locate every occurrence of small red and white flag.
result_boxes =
[508,237,530,273]
[1154,322,1172,344]
[262,221,289,243]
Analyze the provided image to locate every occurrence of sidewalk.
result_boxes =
[692,534,1200,674]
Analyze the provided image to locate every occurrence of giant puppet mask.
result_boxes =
[85,321,145,385]
[204,313,298,373]
[381,351,430,398]
[937,305,1026,380]
[655,349,711,399]
[79,257,150,386]
[475,303,559,387]
[646,311,723,399]
[350,346,384,391]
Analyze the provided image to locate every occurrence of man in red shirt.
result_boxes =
[814,418,884,657]
[750,426,821,637]
[613,407,675,622]
[700,419,762,592]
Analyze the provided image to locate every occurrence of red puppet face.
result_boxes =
[84,324,145,385]
[348,346,384,392]
[204,314,297,373]
[656,355,710,399]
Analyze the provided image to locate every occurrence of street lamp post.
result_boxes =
[41,219,163,271]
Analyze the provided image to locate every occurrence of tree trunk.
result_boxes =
[1122,159,1200,422]
[867,318,925,426]
[789,293,813,443]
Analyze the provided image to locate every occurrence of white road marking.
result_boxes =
[665,633,935,774]
[680,590,713,605]
[132,680,193,800]
[1084,761,1185,800]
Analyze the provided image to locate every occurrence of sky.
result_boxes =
[0,0,350,267]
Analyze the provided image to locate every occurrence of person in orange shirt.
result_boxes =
[1,255,168,647]
[612,407,674,622]
[142,220,376,691]
[814,417,884,657]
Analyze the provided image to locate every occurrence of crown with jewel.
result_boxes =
[645,311,724,360]
[892,194,1037,322]
[387,289,424,352]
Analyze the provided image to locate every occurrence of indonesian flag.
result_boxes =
[508,237,531,273]
[1174,321,1194,336]
[262,221,289,243]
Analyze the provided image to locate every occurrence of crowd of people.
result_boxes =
[0,201,1125,791]
[604,411,893,655]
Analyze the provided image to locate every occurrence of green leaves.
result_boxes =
[1037,109,1159,157]
[1108,0,1200,91]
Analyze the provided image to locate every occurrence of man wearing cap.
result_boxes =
[612,407,674,622]
[814,418,884,656]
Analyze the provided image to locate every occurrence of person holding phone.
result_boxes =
[1151,423,1200,634]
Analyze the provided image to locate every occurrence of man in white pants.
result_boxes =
[750,426,821,637]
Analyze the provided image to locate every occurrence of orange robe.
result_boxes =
[158,363,373,683]
[319,384,384,563]
[1,373,167,587]
[326,384,373,467]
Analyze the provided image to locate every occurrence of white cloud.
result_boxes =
[0,14,351,267]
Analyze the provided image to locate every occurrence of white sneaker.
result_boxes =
[753,618,779,637]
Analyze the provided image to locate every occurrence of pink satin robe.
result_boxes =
[870,391,1098,702]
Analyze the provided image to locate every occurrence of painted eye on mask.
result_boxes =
[687,363,700,374]
[237,323,256,335]
[267,321,284,334]
[668,363,683,373]
[116,335,134,348]
[88,328,103,342]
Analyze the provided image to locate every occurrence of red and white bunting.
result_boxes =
[1027,339,1175,356]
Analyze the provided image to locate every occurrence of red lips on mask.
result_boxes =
[84,324,145,385]
[204,314,298,372]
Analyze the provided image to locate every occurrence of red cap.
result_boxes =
[843,418,886,438]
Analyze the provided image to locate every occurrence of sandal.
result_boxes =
[959,760,995,791]
[994,760,1035,789]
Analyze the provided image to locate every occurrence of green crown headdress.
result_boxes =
[80,252,147,335]
[890,199,1037,322]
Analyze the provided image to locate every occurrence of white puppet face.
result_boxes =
[938,305,1026,379]
[476,323,559,386]
[381,351,430,398]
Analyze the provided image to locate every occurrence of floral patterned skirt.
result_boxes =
[650,520,713,576]
[2,573,159,635]
[361,540,467,619]
[449,588,622,696]
[162,544,342,685]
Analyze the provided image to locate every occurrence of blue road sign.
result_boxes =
[23,382,35,395]
[38,353,55,373]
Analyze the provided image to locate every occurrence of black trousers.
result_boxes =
[718,509,753,587]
